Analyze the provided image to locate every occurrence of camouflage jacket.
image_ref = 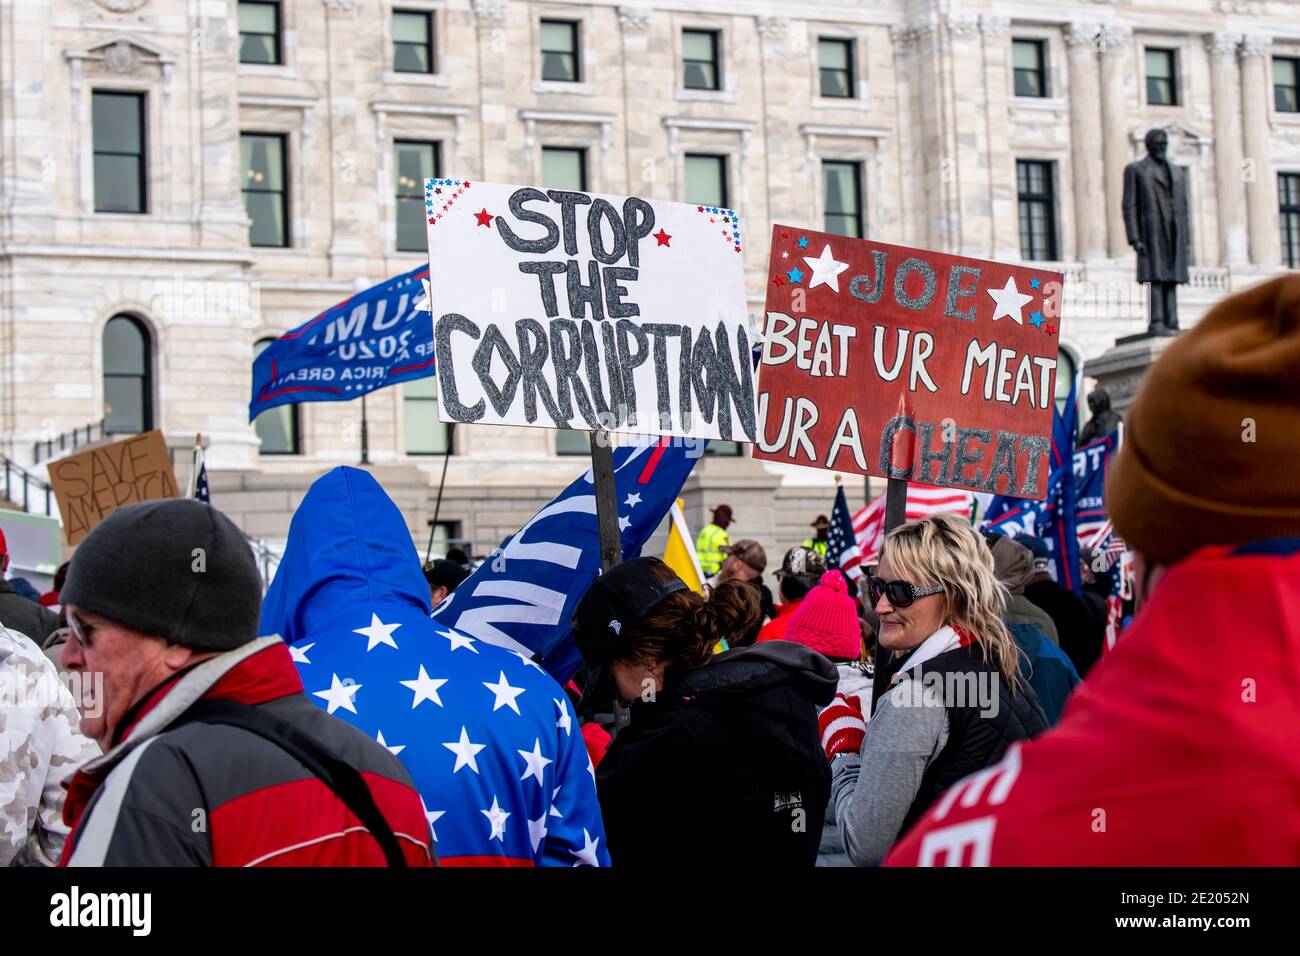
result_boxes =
[0,626,99,866]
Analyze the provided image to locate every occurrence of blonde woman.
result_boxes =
[819,512,1049,866]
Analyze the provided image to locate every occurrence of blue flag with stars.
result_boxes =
[434,436,706,685]
[261,467,609,866]
[249,264,433,422]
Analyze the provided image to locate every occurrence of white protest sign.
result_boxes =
[424,177,755,442]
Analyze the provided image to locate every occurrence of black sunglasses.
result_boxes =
[868,576,944,609]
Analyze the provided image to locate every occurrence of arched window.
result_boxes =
[103,315,153,435]
[253,338,300,454]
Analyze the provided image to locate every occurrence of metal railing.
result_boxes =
[1,454,55,517]
[33,418,107,465]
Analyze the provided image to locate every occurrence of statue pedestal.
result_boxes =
[1082,335,1178,418]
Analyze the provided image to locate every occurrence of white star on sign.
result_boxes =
[312,673,362,715]
[376,729,405,755]
[354,612,401,651]
[481,796,510,842]
[554,698,573,736]
[289,642,315,664]
[483,670,526,714]
[443,725,486,774]
[528,814,549,854]
[987,276,1033,324]
[571,828,601,867]
[400,665,448,708]
[624,492,642,508]
[803,243,850,293]
[517,738,553,787]
[444,630,478,653]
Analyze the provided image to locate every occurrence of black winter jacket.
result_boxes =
[0,580,59,644]
[596,642,837,868]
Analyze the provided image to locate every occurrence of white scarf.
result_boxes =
[896,625,963,674]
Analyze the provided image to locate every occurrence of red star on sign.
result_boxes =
[697,206,704,212]
[474,208,493,227]
[653,229,671,247]
[1045,324,1057,335]
[772,274,786,286]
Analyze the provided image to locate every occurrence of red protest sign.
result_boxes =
[753,228,1064,500]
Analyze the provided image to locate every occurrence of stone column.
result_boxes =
[1206,31,1248,266]
[324,0,368,275]
[1240,34,1282,267]
[1099,24,1133,257]
[1065,23,1106,260]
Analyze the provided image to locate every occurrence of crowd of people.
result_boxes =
[0,275,1297,867]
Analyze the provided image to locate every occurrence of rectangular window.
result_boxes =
[1145,47,1179,106]
[823,161,864,238]
[541,146,587,191]
[253,339,299,454]
[1281,172,1300,270]
[404,375,451,455]
[540,19,579,82]
[684,153,728,208]
[393,9,434,73]
[241,133,288,248]
[396,140,440,252]
[1012,38,1048,98]
[818,38,854,98]
[683,29,721,91]
[1017,159,1059,261]
[92,92,147,214]
[238,1,281,65]
[1275,57,1300,113]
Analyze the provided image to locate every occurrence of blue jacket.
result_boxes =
[260,467,609,866]
[1009,621,1081,726]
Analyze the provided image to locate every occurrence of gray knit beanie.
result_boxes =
[61,499,263,650]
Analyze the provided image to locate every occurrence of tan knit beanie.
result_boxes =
[1106,275,1300,567]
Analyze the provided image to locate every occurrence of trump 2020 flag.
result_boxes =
[434,437,705,684]
[982,377,1081,593]
[250,264,434,421]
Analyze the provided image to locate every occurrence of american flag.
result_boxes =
[852,484,977,564]
[828,484,864,580]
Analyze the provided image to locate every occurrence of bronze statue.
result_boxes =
[1122,129,1190,336]
[1079,387,1123,445]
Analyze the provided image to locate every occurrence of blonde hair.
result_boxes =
[880,512,1025,692]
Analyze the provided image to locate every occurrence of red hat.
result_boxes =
[784,570,861,660]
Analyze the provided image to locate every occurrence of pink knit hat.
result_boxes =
[784,570,861,661]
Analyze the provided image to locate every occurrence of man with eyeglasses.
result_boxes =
[56,498,433,867]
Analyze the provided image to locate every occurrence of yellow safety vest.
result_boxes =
[696,523,730,576]
[802,538,829,558]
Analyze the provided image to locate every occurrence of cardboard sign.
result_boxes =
[753,228,1063,499]
[424,178,755,442]
[48,430,180,545]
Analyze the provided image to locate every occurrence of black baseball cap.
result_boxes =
[423,558,470,593]
[572,557,688,668]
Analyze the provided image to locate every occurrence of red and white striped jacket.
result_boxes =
[59,637,433,867]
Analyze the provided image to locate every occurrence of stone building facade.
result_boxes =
[1,0,1297,565]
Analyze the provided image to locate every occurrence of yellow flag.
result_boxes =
[663,498,704,593]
